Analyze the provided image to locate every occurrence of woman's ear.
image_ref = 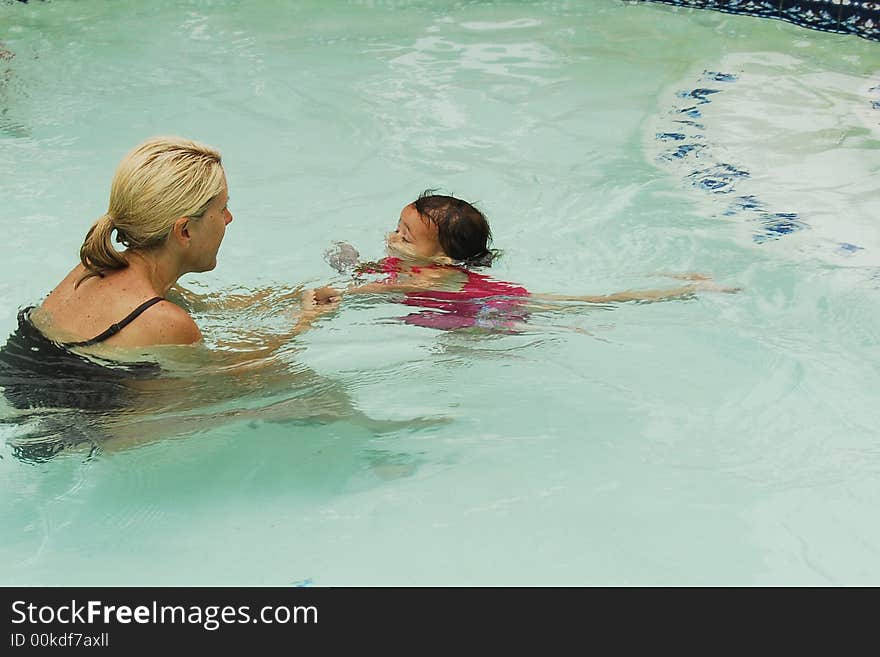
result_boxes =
[170,216,191,246]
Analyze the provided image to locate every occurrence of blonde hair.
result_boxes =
[78,136,225,286]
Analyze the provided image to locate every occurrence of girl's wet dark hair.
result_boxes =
[412,189,499,267]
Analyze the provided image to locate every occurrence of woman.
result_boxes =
[37,136,232,347]
[0,136,233,411]
[0,137,399,462]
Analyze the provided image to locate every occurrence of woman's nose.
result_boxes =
[225,210,234,225]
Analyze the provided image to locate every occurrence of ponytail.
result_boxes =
[74,136,225,288]
[77,214,129,287]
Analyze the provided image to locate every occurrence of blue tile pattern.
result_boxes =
[653,70,809,243]
[640,0,880,41]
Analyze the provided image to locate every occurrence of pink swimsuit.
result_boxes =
[372,257,530,331]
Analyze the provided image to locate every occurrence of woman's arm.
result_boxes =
[167,283,307,313]
[293,288,341,334]
[160,283,339,357]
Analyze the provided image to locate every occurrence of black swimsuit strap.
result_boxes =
[64,297,165,348]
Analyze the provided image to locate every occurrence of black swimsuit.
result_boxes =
[0,297,165,411]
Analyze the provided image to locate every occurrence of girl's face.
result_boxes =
[387,203,445,260]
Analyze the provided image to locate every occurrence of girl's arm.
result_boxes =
[308,273,739,307]
[310,266,457,301]
[531,279,740,305]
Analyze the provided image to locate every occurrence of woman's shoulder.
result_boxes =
[41,265,201,347]
[114,299,202,346]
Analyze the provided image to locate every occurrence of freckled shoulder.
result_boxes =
[126,300,202,346]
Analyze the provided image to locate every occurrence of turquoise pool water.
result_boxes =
[1,0,879,585]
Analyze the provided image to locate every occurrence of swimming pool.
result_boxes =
[1,0,879,585]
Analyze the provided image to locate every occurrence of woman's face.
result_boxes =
[386,203,444,260]
[188,174,233,272]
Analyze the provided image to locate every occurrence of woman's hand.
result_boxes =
[312,286,342,305]
[294,287,342,334]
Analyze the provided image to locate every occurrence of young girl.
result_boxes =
[307,190,737,331]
